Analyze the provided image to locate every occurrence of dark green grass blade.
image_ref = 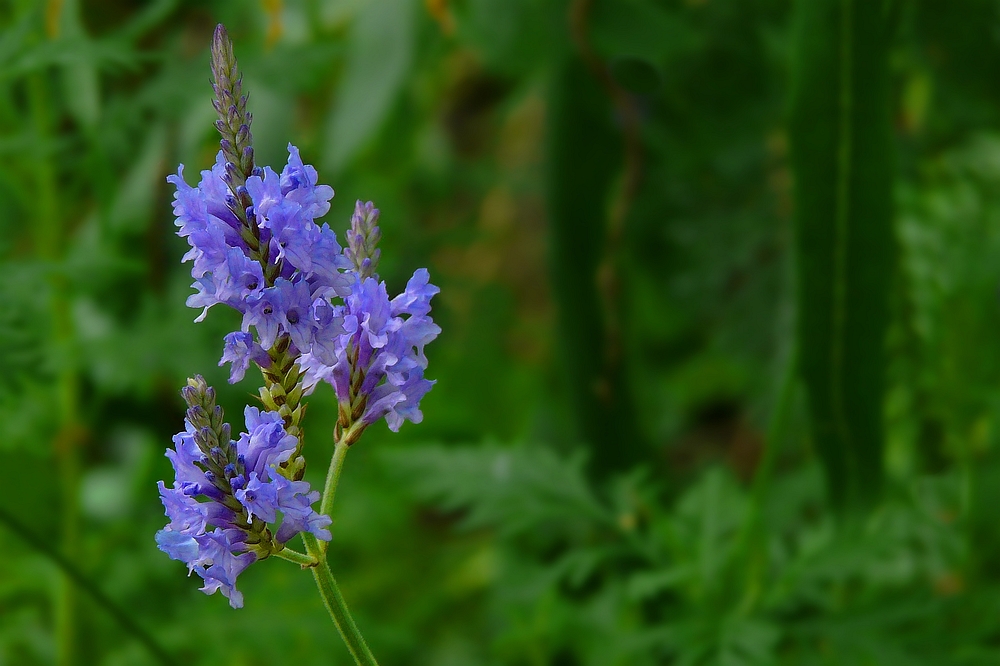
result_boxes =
[0,505,175,665]
[789,0,895,509]
[546,57,641,475]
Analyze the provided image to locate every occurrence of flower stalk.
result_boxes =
[306,545,381,666]
[321,438,351,528]
[156,22,440,666]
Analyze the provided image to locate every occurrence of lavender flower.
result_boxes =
[170,152,440,436]
[159,24,439,623]
[169,139,353,478]
[155,377,330,608]
[219,331,268,383]
[299,267,441,439]
[168,147,348,327]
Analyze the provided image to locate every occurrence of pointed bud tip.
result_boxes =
[186,375,207,390]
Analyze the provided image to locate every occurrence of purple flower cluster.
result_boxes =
[168,145,351,381]
[168,146,440,431]
[300,268,440,433]
[156,381,331,608]
[159,24,441,616]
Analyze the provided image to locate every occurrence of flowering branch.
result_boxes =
[154,23,439,666]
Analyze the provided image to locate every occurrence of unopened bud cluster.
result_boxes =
[345,200,382,279]
[211,25,256,187]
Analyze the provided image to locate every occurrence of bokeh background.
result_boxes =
[3,0,1000,664]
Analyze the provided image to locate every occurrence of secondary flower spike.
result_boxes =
[155,376,330,608]
[299,269,440,442]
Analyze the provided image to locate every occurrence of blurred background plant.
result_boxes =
[2,0,1000,664]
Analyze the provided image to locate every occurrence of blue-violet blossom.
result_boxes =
[168,151,440,436]
[155,377,331,608]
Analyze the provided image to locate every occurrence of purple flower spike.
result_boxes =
[160,22,441,617]
[299,269,440,437]
[156,377,329,608]
[344,200,382,279]
[170,143,349,360]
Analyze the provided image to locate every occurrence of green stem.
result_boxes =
[734,344,798,613]
[301,533,379,666]
[319,437,350,554]
[27,62,83,666]
[286,426,376,664]
[274,548,317,567]
[748,345,798,513]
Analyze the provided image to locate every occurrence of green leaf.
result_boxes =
[105,124,166,233]
[590,0,700,66]
[609,56,662,96]
[627,566,694,601]
[455,0,568,75]
[323,0,417,174]
[384,442,613,538]
[789,0,896,509]
[57,0,100,128]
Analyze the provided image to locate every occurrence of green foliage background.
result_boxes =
[2,0,1000,664]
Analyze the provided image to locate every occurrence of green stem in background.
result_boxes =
[748,347,798,525]
[27,66,83,666]
[53,418,81,666]
[0,506,175,666]
[789,0,894,511]
[734,344,798,614]
[301,532,379,666]
[546,55,642,477]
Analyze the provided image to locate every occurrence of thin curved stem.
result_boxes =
[0,505,175,666]
[302,533,379,665]
[292,427,378,664]
[320,439,350,533]
[274,547,317,567]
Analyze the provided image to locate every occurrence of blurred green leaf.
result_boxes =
[106,124,166,232]
[57,0,101,128]
[0,36,136,83]
[385,442,612,538]
[323,0,418,173]
[591,0,700,65]
[456,0,568,75]
[110,0,177,44]
[610,56,662,95]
